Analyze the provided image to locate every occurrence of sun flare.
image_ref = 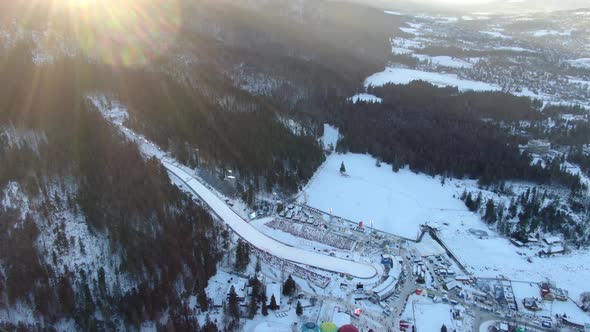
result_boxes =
[61,0,182,67]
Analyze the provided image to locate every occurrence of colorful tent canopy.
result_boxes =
[338,325,359,332]
[320,322,338,332]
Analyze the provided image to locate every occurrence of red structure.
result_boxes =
[338,325,359,332]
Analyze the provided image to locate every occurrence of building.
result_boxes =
[445,280,463,291]
[541,243,565,256]
[522,297,541,311]
[371,276,397,301]
[552,287,568,301]
[265,283,281,309]
[543,236,562,245]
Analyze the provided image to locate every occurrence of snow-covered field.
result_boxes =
[300,153,472,239]
[364,67,500,92]
[302,135,590,311]
[529,29,574,37]
[401,295,462,331]
[349,93,383,104]
[568,58,590,69]
[414,55,475,68]
[480,31,511,39]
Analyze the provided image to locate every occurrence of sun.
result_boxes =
[61,0,183,67]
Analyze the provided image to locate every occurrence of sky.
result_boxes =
[361,0,589,13]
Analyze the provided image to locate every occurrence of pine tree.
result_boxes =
[283,275,296,297]
[202,314,218,332]
[198,290,209,312]
[255,257,261,273]
[484,199,497,224]
[340,162,346,174]
[228,286,240,321]
[296,301,303,316]
[235,239,251,272]
[441,324,448,332]
[261,300,268,316]
[269,294,278,310]
[248,292,258,318]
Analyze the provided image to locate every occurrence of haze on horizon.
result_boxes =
[357,0,590,14]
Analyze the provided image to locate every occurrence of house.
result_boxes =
[445,280,463,292]
[543,236,562,245]
[510,238,525,247]
[552,287,568,301]
[265,283,281,309]
[522,297,542,311]
[542,244,565,256]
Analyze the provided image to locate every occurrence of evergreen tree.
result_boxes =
[202,314,218,332]
[269,294,278,310]
[261,300,268,316]
[484,199,497,224]
[441,324,448,332]
[296,301,303,316]
[340,162,346,174]
[248,292,258,318]
[283,275,296,297]
[234,239,251,272]
[228,286,240,321]
[198,290,209,312]
[255,257,261,273]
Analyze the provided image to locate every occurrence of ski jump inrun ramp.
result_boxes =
[164,161,377,279]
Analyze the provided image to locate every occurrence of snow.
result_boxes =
[163,161,377,279]
[321,124,340,151]
[494,46,535,52]
[402,295,456,332]
[414,55,475,68]
[440,219,590,301]
[567,58,590,69]
[301,153,471,239]
[365,67,500,92]
[399,27,420,35]
[384,10,402,16]
[480,31,511,39]
[512,281,590,325]
[349,93,382,104]
[1,182,30,220]
[529,29,573,37]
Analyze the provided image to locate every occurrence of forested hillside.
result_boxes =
[0,44,221,330]
[330,81,585,190]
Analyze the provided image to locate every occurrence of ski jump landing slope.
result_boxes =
[164,161,377,279]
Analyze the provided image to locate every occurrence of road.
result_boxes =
[163,160,379,279]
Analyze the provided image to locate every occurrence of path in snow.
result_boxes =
[163,161,378,279]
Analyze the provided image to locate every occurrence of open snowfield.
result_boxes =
[402,295,459,331]
[568,58,590,69]
[300,153,472,239]
[349,93,383,104]
[439,220,590,301]
[164,161,378,279]
[414,55,475,68]
[365,67,500,92]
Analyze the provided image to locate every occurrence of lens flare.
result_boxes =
[65,0,182,67]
